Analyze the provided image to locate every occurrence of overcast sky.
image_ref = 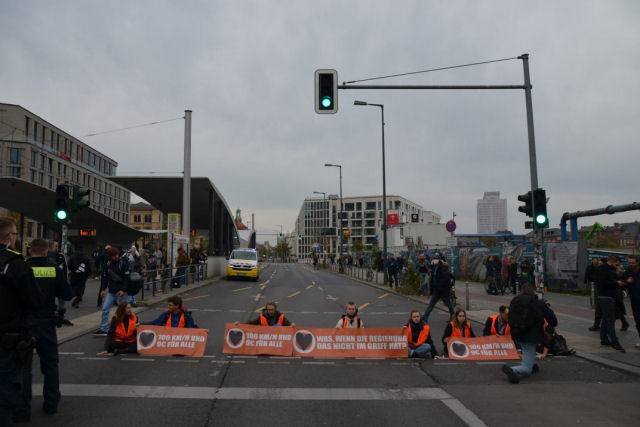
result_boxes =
[2,1,639,244]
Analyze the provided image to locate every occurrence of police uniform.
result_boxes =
[0,245,44,425]
[16,256,72,418]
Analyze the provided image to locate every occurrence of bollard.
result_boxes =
[465,282,470,311]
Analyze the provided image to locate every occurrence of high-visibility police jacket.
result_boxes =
[489,315,511,336]
[260,313,285,326]
[26,256,72,318]
[114,313,138,343]
[449,321,472,338]
[407,324,430,349]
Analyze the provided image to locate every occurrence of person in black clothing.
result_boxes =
[95,247,130,335]
[622,255,640,348]
[239,301,295,326]
[0,217,44,425]
[47,241,72,327]
[421,256,455,322]
[97,302,138,355]
[596,256,626,352]
[507,257,519,295]
[502,284,557,384]
[586,257,602,330]
[16,238,72,419]
[67,246,92,308]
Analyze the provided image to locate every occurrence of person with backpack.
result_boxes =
[596,255,627,352]
[502,284,557,384]
[125,246,143,306]
[94,248,130,336]
[335,301,364,328]
[67,246,92,308]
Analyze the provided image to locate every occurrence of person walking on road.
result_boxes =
[502,284,557,384]
[404,310,438,358]
[421,254,455,323]
[18,239,72,419]
[67,246,92,308]
[94,248,130,336]
[0,217,44,426]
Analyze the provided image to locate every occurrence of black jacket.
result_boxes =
[68,252,92,282]
[595,263,619,299]
[622,266,640,300]
[101,258,130,294]
[26,256,73,318]
[0,246,44,334]
[510,293,557,345]
[432,262,452,294]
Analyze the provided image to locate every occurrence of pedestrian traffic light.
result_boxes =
[517,191,533,217]
[72,185,90,211]
[533,188,549,228]
[298,235,302,241]
[54,185,69,223]
[314,69,338,114]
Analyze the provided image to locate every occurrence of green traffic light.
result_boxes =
[535,214,547,224]
[321,96,332,108]
[55,210,68,220]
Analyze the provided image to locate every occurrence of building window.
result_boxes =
[133,215,141,223]
[9,148,22,164]
[26,222,33,238]
[38,172,44,186]
[48,175,53,189]
[30,169,36,183]
[48,158,53,173]
[25,117,30,139]
[8,167,21,178]
[366,202,376,210]
[39,154,45,170]
[344,203,354,211]
[30,151,36,167]
[144,214,152,223]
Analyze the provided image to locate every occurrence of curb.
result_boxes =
[322,266,640,377]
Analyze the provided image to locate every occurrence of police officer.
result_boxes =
[0,217,44,425]
[15,238,73,419]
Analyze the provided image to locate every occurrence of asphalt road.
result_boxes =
[28,263,640,427]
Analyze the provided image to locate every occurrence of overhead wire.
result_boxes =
[81,116,184,137]
[344,56,519,84]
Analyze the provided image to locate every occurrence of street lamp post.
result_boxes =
[354,100,387,284]
[324,163,343,272]
[313,191,326,261]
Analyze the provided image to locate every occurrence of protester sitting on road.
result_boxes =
[483,305,511,337]
[143,295,198,328]
[97,302,138,355]
[336,301,364,328]
[442,309,475,357]
[241,301,295,326]
[403,310,438,358]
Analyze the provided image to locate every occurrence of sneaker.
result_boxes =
[588,325,600,331]
[93,329,107,336]
[62,319,74,326]
[532,363,540,374]
[612,344,626,353]
[502,365,519,384]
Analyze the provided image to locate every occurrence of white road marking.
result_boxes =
[346,362,379,366]
[202,309,222,312]
[233,355,257,359]
[475,361,505,365]
[323,311,340,314]
[318,287,324,291]
[441,398,490,427]
[202,355,217,358]
[257,361,291,365]
[268,356,300,360]
[434,362,465,365]
[210,369,221,377]
[166,359,200,363]
[59,352,84,355]
[76,357,108,361]
[230,360,246,364]
[227,309,246,313]
[121,358,155,362]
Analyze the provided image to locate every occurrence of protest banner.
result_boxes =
[223,324,293,356]
[292,327,407,358]
[447,335,519,360]
[136,325,209,357]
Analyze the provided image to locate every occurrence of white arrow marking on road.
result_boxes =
[326,295,338,301]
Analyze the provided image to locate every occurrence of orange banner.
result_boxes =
[292,327,407,358]
[447,336,519,360]
[222,324,407,358]
[136,325,209,357]
[223,324,293,356]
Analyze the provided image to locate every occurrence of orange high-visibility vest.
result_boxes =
[489,314,511,336]
[407,324,430,348]
[449,321,471,338]
[341,316,362,328]
[260,313,284,326]
[165,311,186,328]
[114,313,138,343]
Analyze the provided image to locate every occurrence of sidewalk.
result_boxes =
[325,264,640,376]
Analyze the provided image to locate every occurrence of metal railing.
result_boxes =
[138,263,208,300]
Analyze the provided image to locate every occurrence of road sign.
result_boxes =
[445,220,456,233]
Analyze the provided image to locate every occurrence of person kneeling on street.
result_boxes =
[336,301,364,328]
[404,310,438,358]
[97,302,138,356]
[143,295,198,328]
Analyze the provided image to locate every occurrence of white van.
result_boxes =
[226,248,259,281]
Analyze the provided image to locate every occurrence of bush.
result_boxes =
[398,263,420,295]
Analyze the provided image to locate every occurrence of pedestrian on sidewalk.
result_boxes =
[94,247,130,336]
[421,255,455,323]
[622,255,640,348]
[67,245,92,308]
[386,254,398,288]
[502,284,557,384]
[596,255,627,352]
[586,257,602,330]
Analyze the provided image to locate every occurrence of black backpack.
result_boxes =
[508,294,538,339]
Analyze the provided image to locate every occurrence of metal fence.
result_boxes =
[138,263,208,300]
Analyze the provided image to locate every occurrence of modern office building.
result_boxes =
[477,191,507,234]
[0,102,134,246]
[293,194,440,257]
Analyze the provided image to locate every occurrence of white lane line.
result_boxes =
[257,361,291,365]
[121,358,155,362]
[434,362,464,365]
[227,309,246,313]
[356,357,384,360]
[210,369,221,377]
[230,360,246,364]
[202,355,217,358]
[302,361,335,365]
[211,361,228,364]
[38,385,454,401]
[390,312,407,315]
[76,357,108,361]
[268,356,300,360]
[233,355,257,359]
[60,352,84,355]
[297,311,318,314]
[346,362,379,366]
[368,312,386,315]
[166,359,200,363]
[391,362,417,366]
[441,398,490,427]
[475,361,505,365]
[323,311,340,314]
[202,309,222,312]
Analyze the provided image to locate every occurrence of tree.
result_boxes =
[351,240,364,254]
[275,240,291,261]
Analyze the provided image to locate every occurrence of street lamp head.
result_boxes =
[353,100,368,106]
[324,163,341,168]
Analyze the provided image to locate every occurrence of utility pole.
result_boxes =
[182,110,192,248]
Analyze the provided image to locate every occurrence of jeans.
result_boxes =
[99,292,130,332]
[176,267,187,286]
[418,272,429,293]
[409,343,431,358]
[599,296,619,345]
[422,290,455,323]
[511,341,536,376]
